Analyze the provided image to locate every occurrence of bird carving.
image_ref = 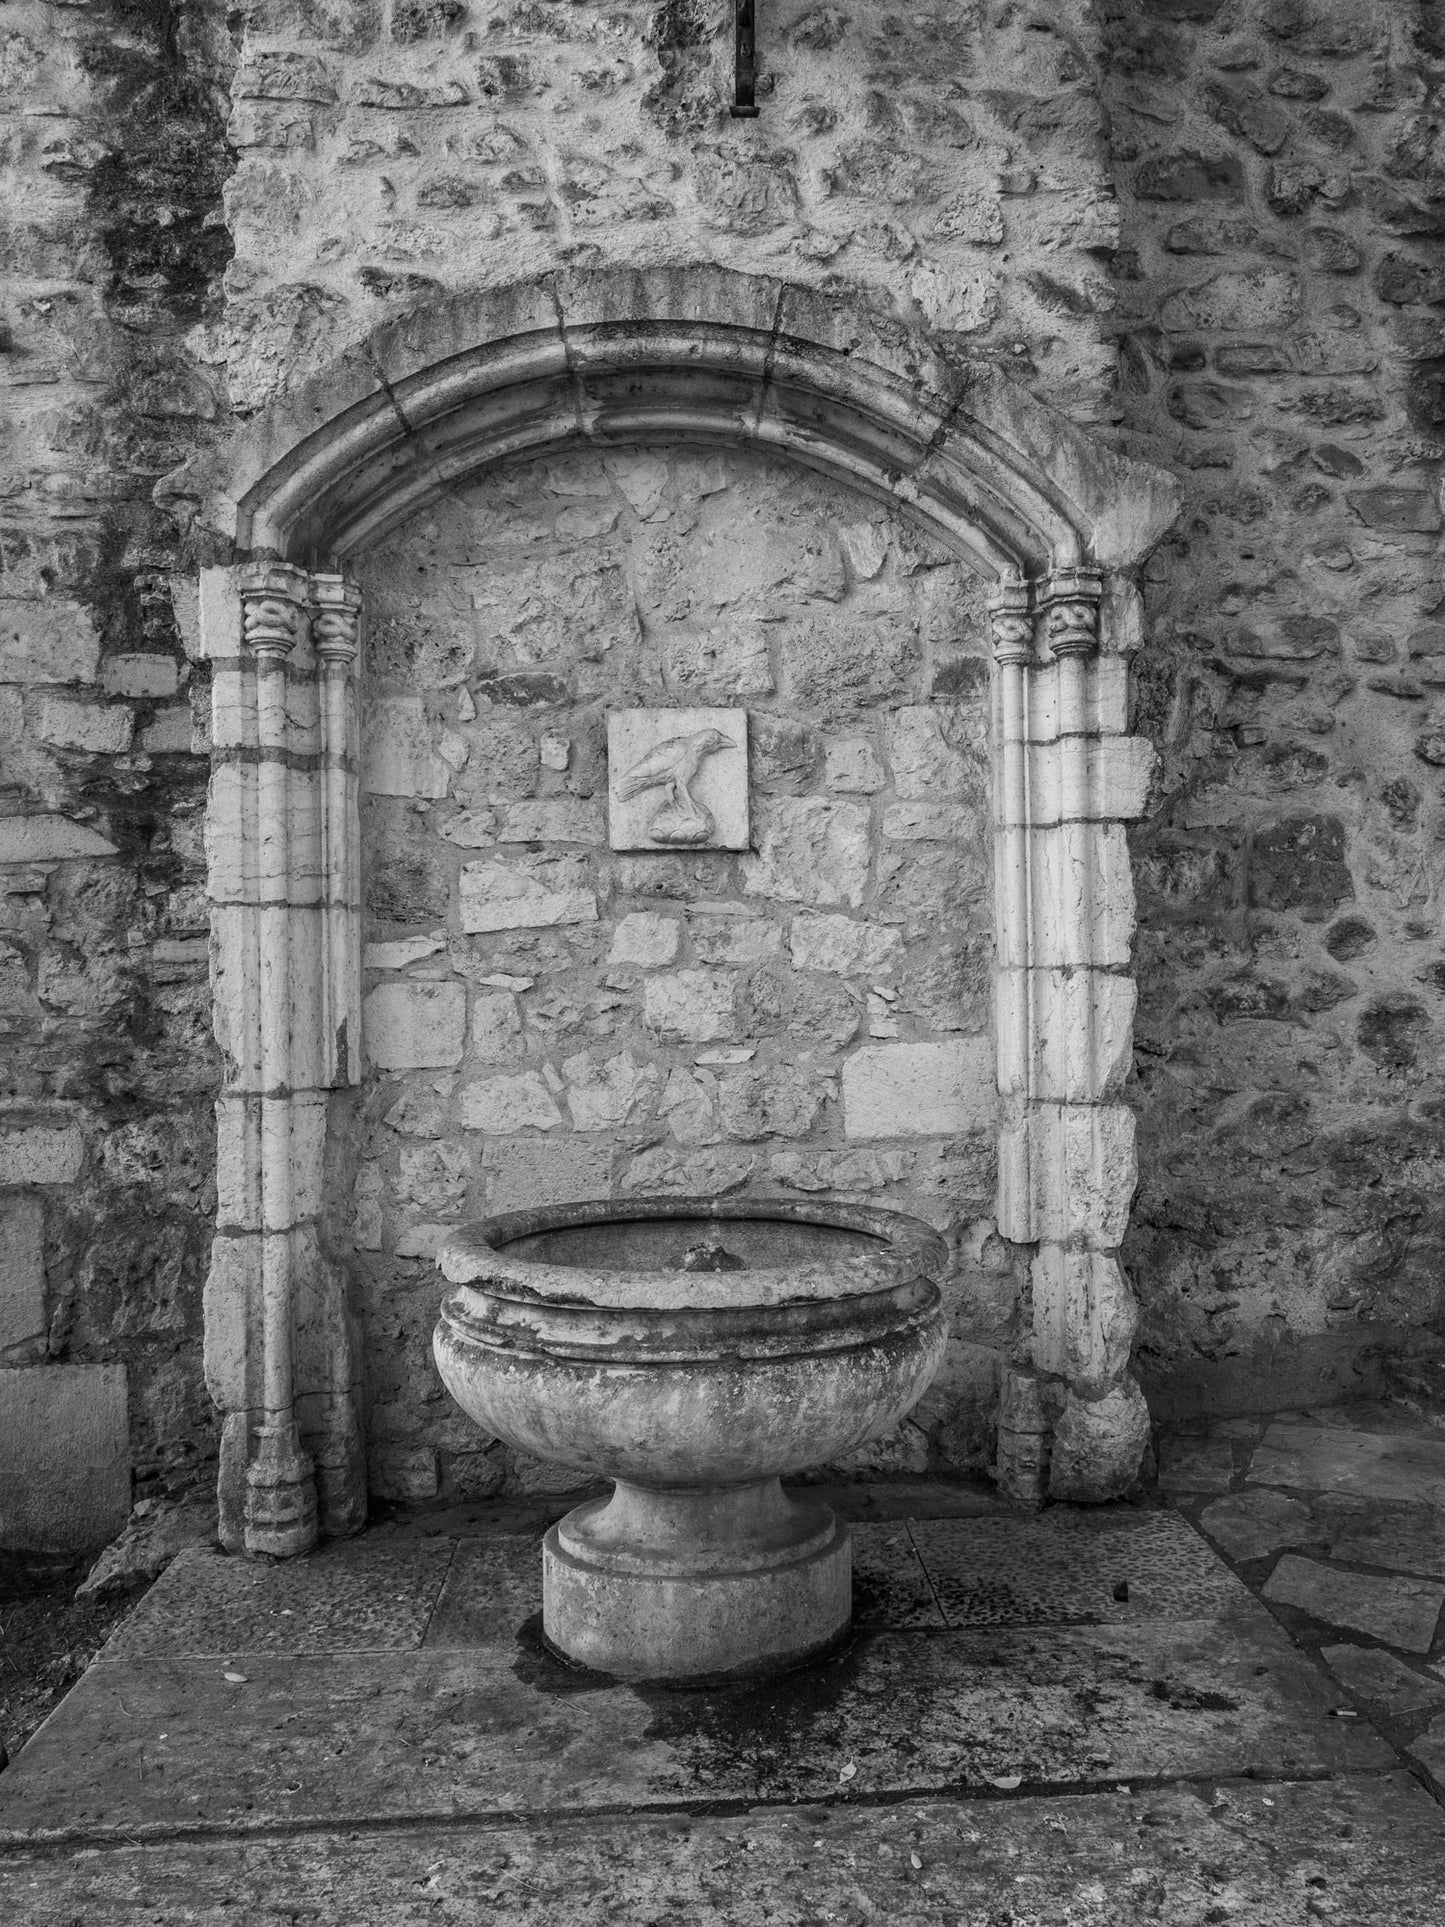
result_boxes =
[616,726,736,845]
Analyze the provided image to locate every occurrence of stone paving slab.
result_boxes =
[1249,1423,1445,1509]
[907,1510,1255,1627]
[1263,1555,1445,1654]
[102,1539,458,1661]
[420,1536,539,1650]
[0,1619,1390,1842]
[1322,1644,1445,1718]
[2,1774,1441,1925]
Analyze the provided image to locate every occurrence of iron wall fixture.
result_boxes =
[732,0,758,117]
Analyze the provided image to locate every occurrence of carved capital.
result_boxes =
[987,568,1035,668]
[310,573,363,665]
[239,563,309,660]
[1039,566,1102,663]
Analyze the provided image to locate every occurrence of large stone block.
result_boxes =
[0,1195,45,1360]
[363,696,449,798]
[37,695,134,753]
[1250,815,1354,920]
[1029,1245,1138,1392]
[886,706,974,798]
[363,980,467,1069]
[790,914,903,976]
[644,968,739,1042]
[997,968,1136,1102]
[459,1071,563,1133]
[0,1363,130,1550]
[0,815,118,863]
[0,599,101,686]
[0,1109,84,1185]
[999,1102,1138,1247]
[1048,1376,1151,1502]
[483,1136,612,1212]
[842,1039,995,1139]
[563,1050,662,1129]
[607,912,681,968]
[459,856,598,931]
[742,796,871,908]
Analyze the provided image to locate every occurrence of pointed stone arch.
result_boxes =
[175,266,1178,1551]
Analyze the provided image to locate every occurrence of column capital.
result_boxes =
[986,568,1035,668]
[310,573,363,665]
[1039,566,1102,663]
[239,563,310,660]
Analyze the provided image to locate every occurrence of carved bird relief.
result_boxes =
[615,726,737,845]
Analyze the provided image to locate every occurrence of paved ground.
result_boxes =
[2,1410,1444,1922]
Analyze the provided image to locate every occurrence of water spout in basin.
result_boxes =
[681,1241,748,1273]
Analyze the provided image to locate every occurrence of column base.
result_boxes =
[244,1422,319,1558]
[543,1478,851,1682]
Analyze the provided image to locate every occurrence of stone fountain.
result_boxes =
[434,1196,948,1681]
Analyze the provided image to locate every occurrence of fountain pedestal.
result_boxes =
[434,1197,947,1681]
[544,1478,850,1680]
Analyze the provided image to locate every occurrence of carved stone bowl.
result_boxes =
[434,1196,948,1682]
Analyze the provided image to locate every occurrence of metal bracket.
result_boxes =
[732,0,759,118]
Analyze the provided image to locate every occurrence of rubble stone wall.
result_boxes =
[1105,0,1445,1415]
[1,0,233,1544]
[3,0,1443,1541]
[352,442,1009,1502]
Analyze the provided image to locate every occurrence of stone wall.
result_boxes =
[352,442,1009,1501]
[214,0,1118,420]
[1104,0,1445,1414]
[1,0,232,1545]
[4,0,1444,1541]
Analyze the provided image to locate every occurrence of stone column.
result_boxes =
[203,562,367,1554]
[992,563,1157,1506]
[236,564,319,1556]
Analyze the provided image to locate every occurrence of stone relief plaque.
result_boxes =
[607,708,749,852]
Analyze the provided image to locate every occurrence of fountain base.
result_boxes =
[543,1477,851,1680]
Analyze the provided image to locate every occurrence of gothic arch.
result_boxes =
[178,266,1178,1551]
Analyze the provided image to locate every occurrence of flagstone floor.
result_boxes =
[2,1415,1444,1923]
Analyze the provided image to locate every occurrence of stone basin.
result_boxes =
[434,1196,948,1681]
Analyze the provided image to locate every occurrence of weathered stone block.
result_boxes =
[459,857,597,932]
[483,1136,612,1212]
[363,981,466,1069]
[644,968,739,1043]
[34,694,132,754]
[1250,815,1353,920]
[0,599,101,686]
[842,1039,994,1139]
[1048,1377,1150,1502]
[886,706,974,798]
[470,990,523,1063]
[0,815,118,864]
[101,654,180,698]
[690,916,782,966]
[0,1110,84,1185]
[742,796,870,908]
[0,1195,45,1360]
[824,737,885,792]
[1347,486,1442,534]
[1003,1102,1138,1247]
[0,1363,130,1551]
[883,801,979,843]
[497,798,603,843]
[717,1067,822,1140]
[563,1050,661,1129]
[607,912,681,968]
[790,914,903,976]
[364,696,449,798]
[1030,1245,1138,1392]
[460,1071,563,1133]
